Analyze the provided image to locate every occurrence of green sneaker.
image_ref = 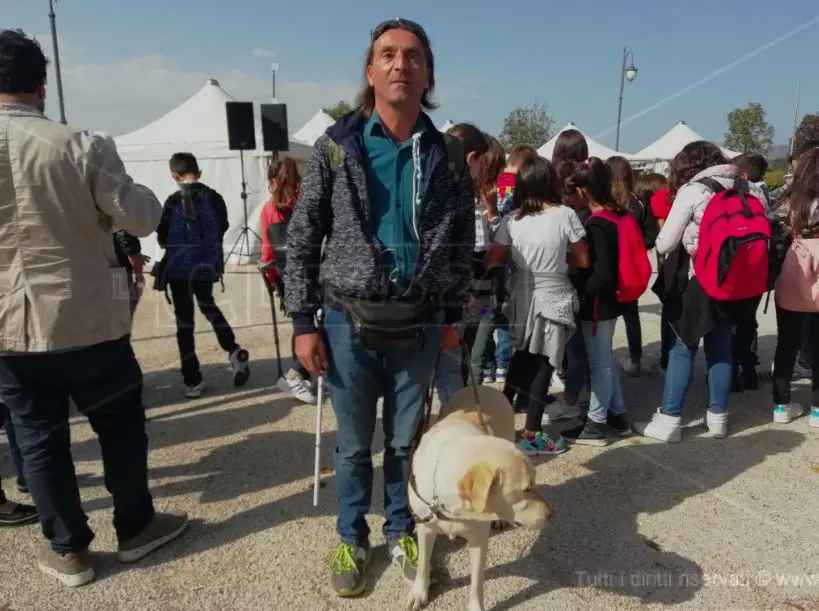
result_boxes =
[329,542,371,597]
[387,534,418,584]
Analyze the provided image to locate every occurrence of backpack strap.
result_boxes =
[327,140,346,176]
[697,177,726,194]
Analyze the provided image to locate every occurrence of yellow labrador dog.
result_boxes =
[406,386,553,611]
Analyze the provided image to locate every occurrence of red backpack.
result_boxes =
[590,209,652,303]
[693,177,770,301]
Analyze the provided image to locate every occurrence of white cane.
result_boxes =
[313,371,324,507]
[312,306,326,507]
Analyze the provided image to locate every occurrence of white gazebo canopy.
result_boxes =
[115,78,313,264]
[633,121,741,161]
[537,122,634,160]
[293,109,336,146]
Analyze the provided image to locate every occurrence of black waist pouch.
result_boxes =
[328,290,432,352]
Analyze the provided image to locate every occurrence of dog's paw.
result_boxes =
[406,583,429,610]
[490,520,510,533]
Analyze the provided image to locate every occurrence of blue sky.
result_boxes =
[6,0,818,152]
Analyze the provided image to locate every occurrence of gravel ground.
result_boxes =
[2,271,818,611]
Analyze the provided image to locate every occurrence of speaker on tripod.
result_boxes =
[225,101,259,263]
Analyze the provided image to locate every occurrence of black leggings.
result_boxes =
[772,306,819,406]
[503,350,555,432]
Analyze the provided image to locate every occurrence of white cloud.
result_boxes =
[251,48,277,60]
[37,38,357,137]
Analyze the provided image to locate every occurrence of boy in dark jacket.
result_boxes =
[156,152,249,398]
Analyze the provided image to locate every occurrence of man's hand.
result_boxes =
[294,332,329,377]
[441,325,460,351]
[140,254,152,265]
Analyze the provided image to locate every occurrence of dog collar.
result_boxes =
[411,453,460,524]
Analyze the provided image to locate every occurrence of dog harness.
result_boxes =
[409,340,490,524]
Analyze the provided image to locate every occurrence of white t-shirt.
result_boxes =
[494,205,586,274]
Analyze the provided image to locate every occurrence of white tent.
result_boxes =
[293,109,336,146]
[439,119,455,132]
[115,78,313,265]
[537,122,634,160]
[633,121,741,161]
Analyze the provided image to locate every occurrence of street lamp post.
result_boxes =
[48,0,67,124]
[614,46,637,152]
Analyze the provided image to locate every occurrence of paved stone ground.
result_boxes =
[2,271,818,610]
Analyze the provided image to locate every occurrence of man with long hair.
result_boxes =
[284,19,474,596]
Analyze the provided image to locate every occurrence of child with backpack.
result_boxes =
[770,146,819,429]
[259,157,317,405]
[634,142,769,443]
[608,156,658,377]
[558,158,646,446]
[156,153,250,398]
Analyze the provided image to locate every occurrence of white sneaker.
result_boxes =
[809,406,819,429]
[185,381,206,398]
[773,402,804,424]
[550,371,565,392]
[482,368,495,384]
[541,399,581,424]
[794,363,812,380]
[705,411,727,439]
[620,357,640,377]
[633,409,682,443]
[229,348,250,387]
[277,376,317,404]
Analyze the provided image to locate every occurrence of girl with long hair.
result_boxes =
[607,156,645,377]
[259,157,316,404]
[634,141,769,442]
[553,158,631,446]
[434,124,506,405]
[485,156,589,455]
[771,146,819,429]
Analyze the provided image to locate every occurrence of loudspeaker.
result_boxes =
[225,101,256,150]
[260,103,289,152]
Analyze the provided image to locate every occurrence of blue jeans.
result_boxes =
[494,315,511,370]
[0,337,154,554]
[323,306,442,546]
[660,318,733,417]
[564,323,589,398]
[581,319,626,423]
[435,348,463,406]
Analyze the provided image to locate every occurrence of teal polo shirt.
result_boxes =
[363,111,427,290]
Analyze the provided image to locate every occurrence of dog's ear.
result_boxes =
[458,462,499,514]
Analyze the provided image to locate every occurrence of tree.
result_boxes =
[499,102,554,150]
[326,100,353,121]
[793,113,819,152]
[724,103,774,155]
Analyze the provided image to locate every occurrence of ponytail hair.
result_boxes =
[447,123,506,214]
[564,157,621,212]
[552,129,589,199]
[606,155,634,210]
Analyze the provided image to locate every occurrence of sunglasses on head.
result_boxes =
[370,18,429,43]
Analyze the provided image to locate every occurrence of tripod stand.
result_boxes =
[226,148,261,263]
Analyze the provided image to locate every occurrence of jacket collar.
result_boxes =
[327,108,443,163]
[0,102,46,118]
